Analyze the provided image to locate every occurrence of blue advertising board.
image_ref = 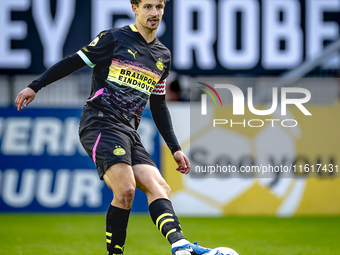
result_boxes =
[0,107,160,212]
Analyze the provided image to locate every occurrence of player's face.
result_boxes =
[133,0,165,31]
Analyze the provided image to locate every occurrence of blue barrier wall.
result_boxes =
[0,107,160,212]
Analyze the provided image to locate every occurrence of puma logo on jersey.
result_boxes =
[128,49,137,59]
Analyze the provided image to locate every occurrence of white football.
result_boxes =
[207,247,239,255]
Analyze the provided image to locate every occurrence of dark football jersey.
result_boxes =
[77,24,170,129]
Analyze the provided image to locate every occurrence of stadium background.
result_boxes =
[1,0,340,240]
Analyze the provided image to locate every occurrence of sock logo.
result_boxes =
[114,245,124,252]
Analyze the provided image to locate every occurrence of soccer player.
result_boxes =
[15,0,211,255]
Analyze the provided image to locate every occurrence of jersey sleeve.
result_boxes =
[152,53,171,96]
[150,94,181,154]
[77,31,114,68]
[151,79,167,95]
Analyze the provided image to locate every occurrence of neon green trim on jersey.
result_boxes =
[77,50,96,68]
[130,24,139,32]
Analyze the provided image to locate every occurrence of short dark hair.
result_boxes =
[130,0,169,6]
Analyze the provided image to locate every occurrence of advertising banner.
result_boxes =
[0,107,160,212]
[0,0,339,76]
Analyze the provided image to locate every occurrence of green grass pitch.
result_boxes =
[0,214,339,255]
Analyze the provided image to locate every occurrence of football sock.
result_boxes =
[106,204,130,255]
[171,239,190,249]
[149,198,186,245]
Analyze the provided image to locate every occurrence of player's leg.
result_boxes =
[79,126,135,255]
[103,163,136,255]
[130,132,211,255]
[104,162,136,209]
[133,164,185,241]
[133,164,211,255]
[132,163,170,201]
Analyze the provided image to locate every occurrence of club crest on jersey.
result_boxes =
[113,146,126,156]
[156,60,164,71]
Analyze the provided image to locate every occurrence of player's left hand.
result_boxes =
[173,151,191,175]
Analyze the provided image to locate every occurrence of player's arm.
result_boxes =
[15,54,86,111]
[150,93,191,174]
[16,31,114,111]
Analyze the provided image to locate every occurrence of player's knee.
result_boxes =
[117,186,135,208]
[161,182,171,197]
[122,186,135,201]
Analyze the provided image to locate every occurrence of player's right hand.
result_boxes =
[15,87,36,111]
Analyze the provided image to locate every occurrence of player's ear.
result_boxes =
[132,4,138,15]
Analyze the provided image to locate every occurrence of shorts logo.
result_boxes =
[156,60,164,71]
[113,146,126,156]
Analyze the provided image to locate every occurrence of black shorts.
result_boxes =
[79,110,156,180]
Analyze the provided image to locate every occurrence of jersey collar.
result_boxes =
[129,24,158,46]
[129,24,139,32]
